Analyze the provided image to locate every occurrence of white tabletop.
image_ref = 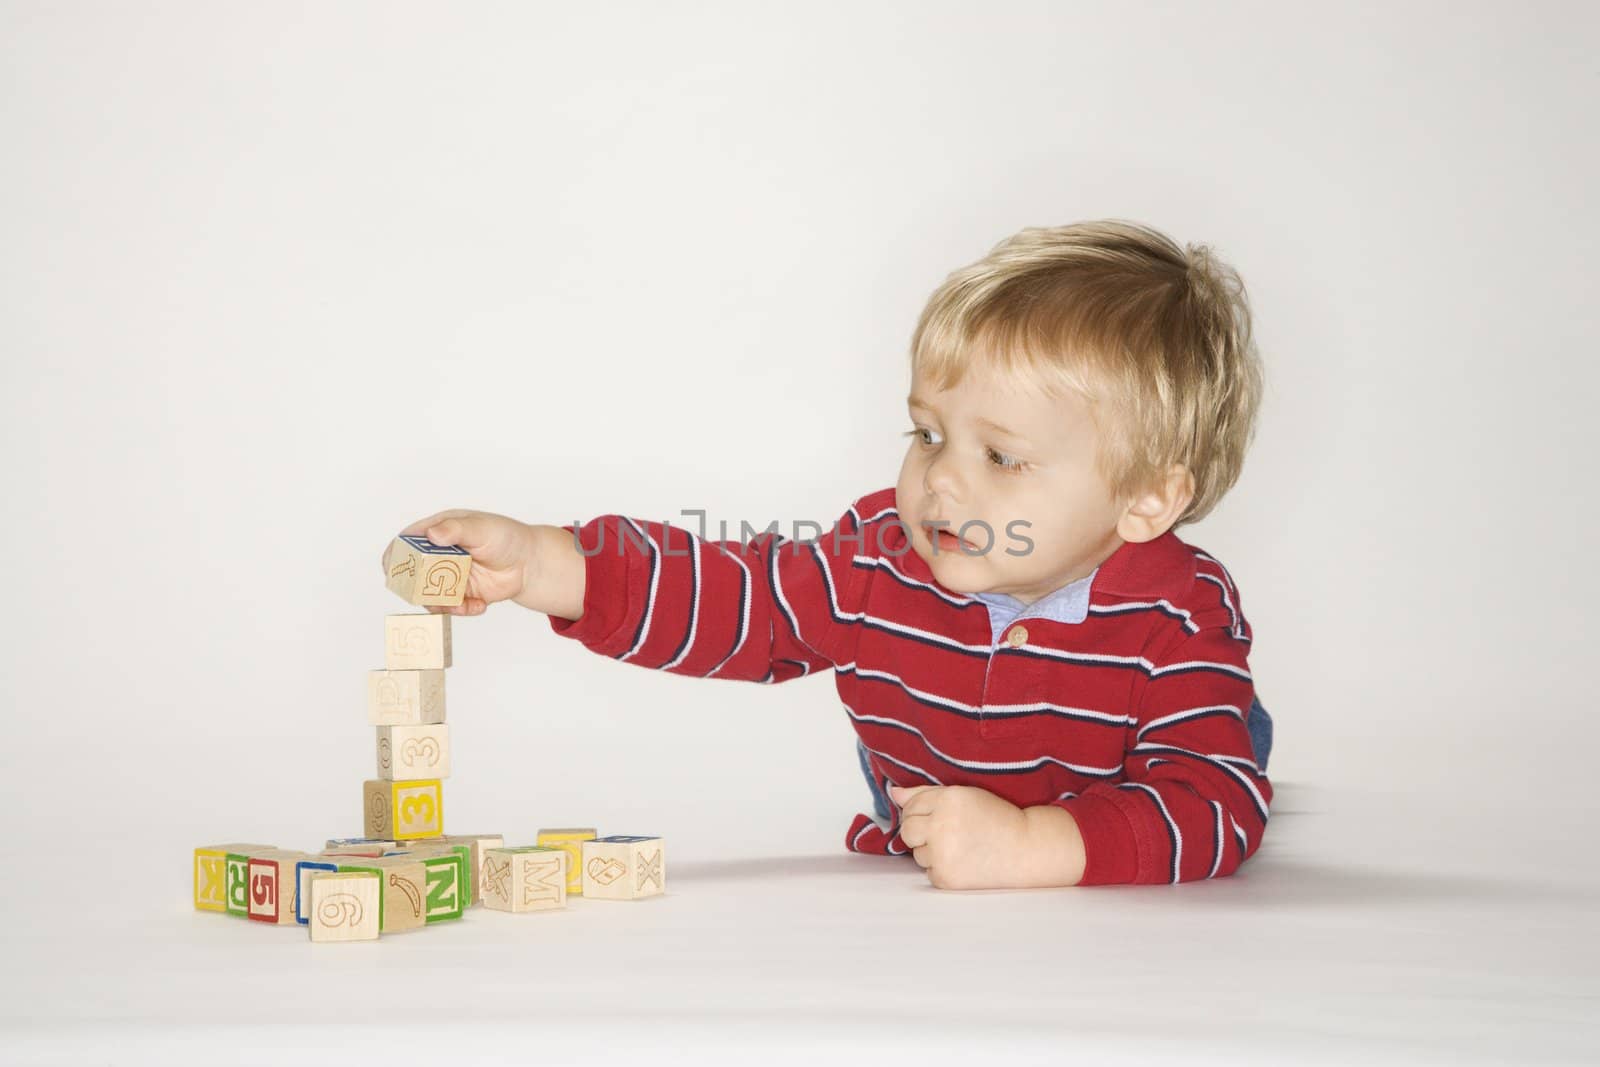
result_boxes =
[2,782,1593,1065]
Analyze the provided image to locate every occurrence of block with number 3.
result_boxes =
[363,778,443,840]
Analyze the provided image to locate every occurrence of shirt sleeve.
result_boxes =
[545,503,869,683]
[1049,621,1273,885]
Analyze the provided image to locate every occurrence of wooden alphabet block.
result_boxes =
[246,850,310,925]
[307,872,381,943]
[385,845,469,921]
[385,535,473,607]
[360,857,430,933]
[536,828,597,896]
[384,613,452,671]
[441,834,504,904]
[324,837,400,853]
[363,778,444,841]
[581,836,665,901]
[367,670,446,725]
[376,724,451,780]
[193,843,274,913]
[295,859,339,925]
[481,846,568,913]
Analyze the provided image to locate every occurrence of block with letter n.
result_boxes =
[193,843,274,913]
[581,836,665,901]
[363,778,444,840]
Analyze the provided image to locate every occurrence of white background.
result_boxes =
[2,2,1596,1063]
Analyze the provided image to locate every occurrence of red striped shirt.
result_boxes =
[549,486,1272,885]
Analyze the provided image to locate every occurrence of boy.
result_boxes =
[387,220,1273,890]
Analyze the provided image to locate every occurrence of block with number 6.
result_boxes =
[307,871,381,943]
[363,778,444,840]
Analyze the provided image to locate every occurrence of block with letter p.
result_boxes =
[581,836,665,901]
[367,670,445,725]
[385,535,473,607]
[363,778,444,841]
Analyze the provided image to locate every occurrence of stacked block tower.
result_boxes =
[191,532,666,943]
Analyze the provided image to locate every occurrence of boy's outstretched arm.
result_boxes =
[540,503,869,683]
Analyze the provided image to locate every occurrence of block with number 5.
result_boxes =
[363,778,444,840]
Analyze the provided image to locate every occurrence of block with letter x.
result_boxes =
[581,836,665,901]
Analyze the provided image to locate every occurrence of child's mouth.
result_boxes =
[923,523,975,553]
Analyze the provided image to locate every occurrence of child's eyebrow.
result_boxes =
[908,395,1030,442]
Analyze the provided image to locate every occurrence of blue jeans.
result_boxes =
[856,695,1275,822]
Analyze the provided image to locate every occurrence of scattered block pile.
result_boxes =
[190,534,667,942]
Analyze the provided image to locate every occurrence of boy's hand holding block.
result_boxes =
[385,535,472,607]
[385,613,452,670]
[581,836,665,901]
[376,724,451,780]
[363,778,444,840]
[307,871,381,943]
[367,669,446,725]
[481,846,568,913]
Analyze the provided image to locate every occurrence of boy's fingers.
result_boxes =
[889,784,939,813]
[897,812,928,849]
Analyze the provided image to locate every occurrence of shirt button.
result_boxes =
[1006,625,1029,647]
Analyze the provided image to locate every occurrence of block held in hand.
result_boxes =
[386,535,473,607]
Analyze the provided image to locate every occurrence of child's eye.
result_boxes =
[987,447,1027,475]
[903,427,942,447]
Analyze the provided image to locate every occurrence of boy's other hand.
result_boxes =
[889,783,1034,890]
[383,509,538,617]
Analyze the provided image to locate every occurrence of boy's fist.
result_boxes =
[382,510,538,617]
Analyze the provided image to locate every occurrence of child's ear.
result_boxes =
[1116,464,1195,543]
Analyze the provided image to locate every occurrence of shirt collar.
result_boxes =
[1090,530,1196,602]
[973,568,1096,625]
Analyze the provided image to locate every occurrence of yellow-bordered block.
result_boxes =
[536,828,597,895]
[193,842,274,912]
[363,778,444,840]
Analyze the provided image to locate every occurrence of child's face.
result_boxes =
[895,362,1128,605]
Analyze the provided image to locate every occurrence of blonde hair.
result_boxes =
[910,219,1263,528]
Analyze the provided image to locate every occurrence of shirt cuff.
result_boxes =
[1051,790,1141,886]
[545,519,641,656]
